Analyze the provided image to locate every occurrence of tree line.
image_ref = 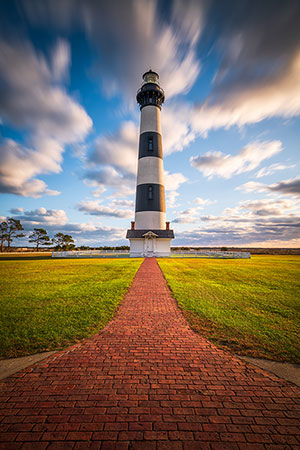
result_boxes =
[0,218,75,252]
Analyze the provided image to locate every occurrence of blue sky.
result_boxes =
[0,0,299,247]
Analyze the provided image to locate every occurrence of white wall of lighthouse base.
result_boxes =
[129,238,172,257]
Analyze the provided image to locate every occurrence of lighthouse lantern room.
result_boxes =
[126,70,174,257]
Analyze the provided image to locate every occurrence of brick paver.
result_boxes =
[0,258,299,449]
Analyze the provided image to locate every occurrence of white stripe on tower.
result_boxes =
[135,72,166,230]
[140,105,161,133]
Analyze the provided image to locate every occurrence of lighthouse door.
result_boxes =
[144,236,156,257]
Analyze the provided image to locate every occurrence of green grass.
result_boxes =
[158,256,300,363]
[0,258,141,358]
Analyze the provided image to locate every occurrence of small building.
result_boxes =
[126,70,174,257]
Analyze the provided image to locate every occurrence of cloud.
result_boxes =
[110,199,134,208]
[85,118,188,199]
[226,199,299,217]
[162,104,195,155]
[7,207,126,244]
[166,191,180,209]
[51,38,70,81]
[22,0,204,102]
[89,121,138,176]
[173,208,200,224]
[9,208,24,215]
[173,196,300,246]
[164,171,187,191]
[190,140,282,179]
[78,200,132,218]
[19,0,300,143]
[238,177,300,199]
[82,0,204,100]
[190,0,300,135]
[194,197,215,207]
[173,196,215,223]
[256,163,296,178]
[268,177,300,197]
[84,166,136,198]
[10,207,68,226]
[0,38,92,197]
[0,39,91,141]
[0,138,61,197]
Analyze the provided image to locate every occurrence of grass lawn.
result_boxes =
[0,258,141,359]
[158,255,300,363]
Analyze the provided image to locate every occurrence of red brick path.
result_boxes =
[0,258,299,449]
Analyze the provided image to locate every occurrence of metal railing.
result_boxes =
[52,250,251,259]
[170,250,251,259]
[52,250,130,258]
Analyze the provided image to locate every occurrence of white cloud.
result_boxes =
[85,119,188,199]
[84,166,135,198]
[9,208,24,214]
[238,177,300,198]
[162,104,195,156]
[173,208,200,224]
[22,0,204,101]
[0,38,92,197]
[111,199,134,208]
[225,199,299,217]
[189,1,300,137]
[51,39,70,81]
[256,163,296,178]
[82,0,203,101]
[11,207,68,226]
[173,197,300,247]
[0,39,91,141]
[7,207,126,244]
[0,139,61,197]
[191,50,300,135]
[164,171,187,191]
[78,200,132,218]
[166,191,180,209]
[173,196,215,223]
[194,197,215,207]
[190,140,282,179]
[89,121,138,175]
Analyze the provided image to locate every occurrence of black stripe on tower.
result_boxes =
[138,131,162,159]
[135,183,165,212]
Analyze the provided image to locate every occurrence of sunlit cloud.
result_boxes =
[0,38,92,197]
[190,141,282,179]
[22,0,204,102]
[238,177,300,198]
[173,197,300,246]
[7,207,126,244]
[78,200,132,219]
[256,163,296,178]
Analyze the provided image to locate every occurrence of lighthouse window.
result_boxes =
[148,137,153,151]
[148,185,153,200]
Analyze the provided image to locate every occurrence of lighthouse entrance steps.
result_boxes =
[0,258,299,447]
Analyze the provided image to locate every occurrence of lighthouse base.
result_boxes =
[126,229,174,257]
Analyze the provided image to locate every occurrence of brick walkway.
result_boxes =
[0,258,299,450]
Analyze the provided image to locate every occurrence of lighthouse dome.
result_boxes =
[142,70,159,85]
[137,70,165,109]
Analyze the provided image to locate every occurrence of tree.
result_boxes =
[28,228,50,251]
[5,218,25,250]
[52,233,75,251]
[0,221,8,252]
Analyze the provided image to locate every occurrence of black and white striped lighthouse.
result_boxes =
[127,70,174,257]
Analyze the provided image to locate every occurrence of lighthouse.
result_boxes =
[126,70,174,257]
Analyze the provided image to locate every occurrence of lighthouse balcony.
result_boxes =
[136,83,165,108]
